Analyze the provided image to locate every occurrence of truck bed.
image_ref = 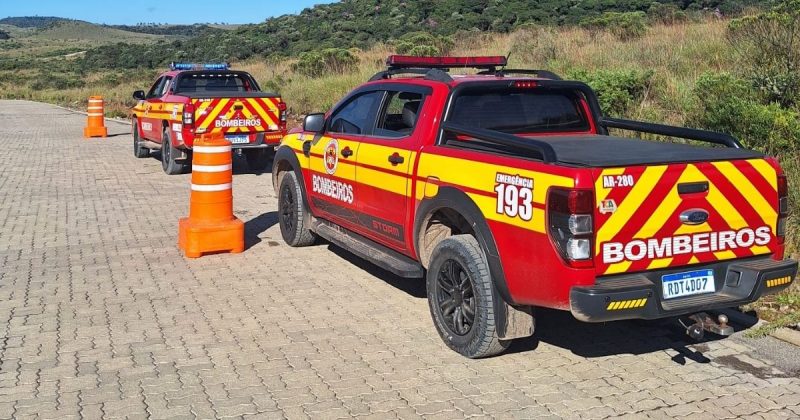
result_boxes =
[177,91,280,99]
[541,135,762,167]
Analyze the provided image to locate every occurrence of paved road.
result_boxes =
[1,100,799,419]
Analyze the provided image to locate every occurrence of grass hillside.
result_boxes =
[30,21,164,43]
[0,16,70,28]
[0,20,172,67]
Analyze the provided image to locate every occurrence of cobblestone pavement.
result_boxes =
[1,100,799,419]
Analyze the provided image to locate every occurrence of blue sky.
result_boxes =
[1,0,337,25]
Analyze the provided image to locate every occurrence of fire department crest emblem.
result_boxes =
[324,139,339,175]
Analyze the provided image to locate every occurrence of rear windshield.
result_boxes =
[174,72,257,94]
[447,87,590,134]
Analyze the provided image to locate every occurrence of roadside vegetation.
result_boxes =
[0,0,797,324]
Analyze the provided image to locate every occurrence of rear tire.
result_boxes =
[161,127,187,175]
[245,148,273,171]
[133,122,149,158]
[426,234,510,358]
[278,171,315,247]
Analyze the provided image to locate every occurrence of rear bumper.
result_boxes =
[231,132,283,149]
[184,132,284,150]
[570,257,798,322]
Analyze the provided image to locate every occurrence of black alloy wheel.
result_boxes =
[435,259,476,336]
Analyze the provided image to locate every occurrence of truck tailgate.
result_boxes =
[192,97,283,135]
[594,159,781,276]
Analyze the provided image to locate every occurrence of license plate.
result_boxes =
[226,135,250,144]
[662,269,715,300]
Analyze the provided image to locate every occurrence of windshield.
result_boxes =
[447,87,590,134]
[174,72,257,94]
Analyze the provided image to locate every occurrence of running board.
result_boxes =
[141,140,162,149]
[313,220,424,278]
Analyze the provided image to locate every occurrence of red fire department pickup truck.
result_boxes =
[272,56,797,358]
[131,63,287,174]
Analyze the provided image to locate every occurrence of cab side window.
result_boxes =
[375,91,424,138]
[328,91,383,135]
[158,77,173,96]
[146,77,166,99]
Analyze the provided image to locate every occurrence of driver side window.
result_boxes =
[328,91,383,135]
[146,77,166,99]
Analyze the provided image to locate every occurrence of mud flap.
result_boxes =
[496,297,535,340]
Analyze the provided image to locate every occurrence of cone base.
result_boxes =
[84,126,108,138]
[178,217,244,258]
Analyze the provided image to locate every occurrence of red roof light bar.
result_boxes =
[386,55,508,69]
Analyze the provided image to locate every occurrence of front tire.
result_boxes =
[161,128,187,175]
[278,171,315,247]
[133,122,149,158]
[426,234,510,358]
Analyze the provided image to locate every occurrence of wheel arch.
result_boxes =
[414,186,514,304]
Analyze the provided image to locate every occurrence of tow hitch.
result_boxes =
[680,312,733,340]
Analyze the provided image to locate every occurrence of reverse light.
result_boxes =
[567,238,591,260]
[386,55,507,69]
[183,103,195,128]
[548,188,594,267]
[170,62,229,71]
[568,214,593,235]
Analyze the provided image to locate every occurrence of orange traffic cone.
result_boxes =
[178,132,244,258]
[83,96,108,138]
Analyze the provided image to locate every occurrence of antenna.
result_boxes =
[502,51,512,72]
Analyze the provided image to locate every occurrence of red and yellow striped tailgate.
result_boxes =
[193,97,282,134]
[595,159,780,275]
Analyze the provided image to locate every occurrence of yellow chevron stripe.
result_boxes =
[247,98,277,127]
[595,167,626,203]
[199,98,230,131]
[748,159,778,190]
[596,165,668,251]
[713,161,777,227]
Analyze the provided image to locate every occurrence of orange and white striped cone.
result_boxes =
[178,132,244,258]
[83,96,108,138]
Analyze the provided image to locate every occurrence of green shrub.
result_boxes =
[30,72,85,90]
[393,32,453,56]
[292,48,358,77]
[647,3,688,25]
[580,12,648,41]
[689,72,800,156]
[568,68,654,117]
[728,0,800,107]
[510,26,559,65]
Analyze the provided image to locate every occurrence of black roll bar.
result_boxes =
[441,122,558,163]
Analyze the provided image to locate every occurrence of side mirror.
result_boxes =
[303,113,325,133]
[133,90,145,100]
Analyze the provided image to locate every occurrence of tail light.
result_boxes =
[548,188,594,268]
[777,174,788,245]
[278,102,287,123]
[183,103,195,129]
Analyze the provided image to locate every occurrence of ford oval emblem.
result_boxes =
[679,208,709,225]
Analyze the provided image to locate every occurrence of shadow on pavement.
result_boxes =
[328,245,427,299]
[244,211,279,250]
[322,240,742,362]
[232,154,273,176]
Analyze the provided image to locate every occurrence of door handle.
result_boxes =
[302,140,311,157]
[341,147,353,158]
[388,153,404,165]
